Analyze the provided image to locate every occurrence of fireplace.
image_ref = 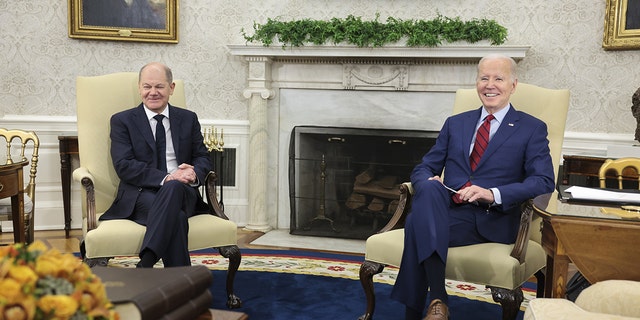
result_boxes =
[227,44,529,232]
[289,126,437,239]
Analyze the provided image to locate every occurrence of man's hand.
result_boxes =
[166,163,197,184]
[429,176,495,204]
[457,185,495,204]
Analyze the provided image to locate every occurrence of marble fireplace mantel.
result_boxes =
[227,44,530,59]
[228,44,530,231]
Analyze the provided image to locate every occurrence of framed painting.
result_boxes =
[603,0,640,50]
[68,0,178,43]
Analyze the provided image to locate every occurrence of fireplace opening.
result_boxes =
[289,125,438,239]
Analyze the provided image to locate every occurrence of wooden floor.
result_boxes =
[1,228,272,254]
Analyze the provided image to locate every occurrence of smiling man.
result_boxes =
[100,62,211,268]
[390,54,555,320]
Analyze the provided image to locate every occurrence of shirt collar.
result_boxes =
[143,104,170,121]
[481,103,510,124]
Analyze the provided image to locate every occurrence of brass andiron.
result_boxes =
[304,154,339,232]
[203,126,225,209]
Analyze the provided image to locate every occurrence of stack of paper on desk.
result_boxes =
[565,186,640,204]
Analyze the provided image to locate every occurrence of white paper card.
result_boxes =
[565,186,640,203]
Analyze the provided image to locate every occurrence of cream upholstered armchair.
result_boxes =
[524,280,640,319]
[358,83,570,320]
[0,128,39,244]
[74,72,242,308]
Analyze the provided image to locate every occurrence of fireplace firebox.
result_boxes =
[289,126,438,239]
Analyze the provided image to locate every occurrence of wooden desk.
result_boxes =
[561,155,606,186]
[58,135,78,238]
[0,162,28,243]
[533,193,640,298]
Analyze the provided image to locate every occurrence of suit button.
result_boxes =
[138,187,143,192]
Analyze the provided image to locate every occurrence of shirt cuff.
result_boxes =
[490,187,502,205]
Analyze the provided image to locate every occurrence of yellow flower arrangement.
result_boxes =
[0,241,119,320]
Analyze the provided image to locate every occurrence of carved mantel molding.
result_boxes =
[227,44,530,61]
[229,45,530,93]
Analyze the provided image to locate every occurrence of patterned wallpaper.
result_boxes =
[2,0,640,136]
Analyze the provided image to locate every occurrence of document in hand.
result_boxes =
[565,186,640,204]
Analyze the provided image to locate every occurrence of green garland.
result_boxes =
[242,14,508,48]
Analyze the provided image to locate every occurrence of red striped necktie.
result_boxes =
[453,114,495,203]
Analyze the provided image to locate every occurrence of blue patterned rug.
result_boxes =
[108,248,533,320]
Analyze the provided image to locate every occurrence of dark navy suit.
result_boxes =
[391,105,555,311]
[101,103,211,266]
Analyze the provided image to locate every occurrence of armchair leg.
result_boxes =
[80,240,86,259]
[488,286,524,320]
[534,269,545,298]
[218,245,242,309]
[358,260,385,320]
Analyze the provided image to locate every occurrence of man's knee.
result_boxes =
[162,180,183,190]
[414,179,449,200]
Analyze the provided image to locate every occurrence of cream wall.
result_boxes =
[2,0,640,231]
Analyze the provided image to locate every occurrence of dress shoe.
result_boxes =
[423,299,449,320]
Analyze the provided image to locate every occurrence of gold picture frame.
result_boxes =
[603,0,640,50]
[68,0,178,43]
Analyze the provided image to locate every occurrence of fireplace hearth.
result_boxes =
[289,126,437,239]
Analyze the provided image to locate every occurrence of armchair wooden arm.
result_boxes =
[204,171,229,220]
[511,199,534,264]
[376,182,413,233]
[72,166,98,231]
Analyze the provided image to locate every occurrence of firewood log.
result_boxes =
[367,197,385,211]
[346,193,366,209]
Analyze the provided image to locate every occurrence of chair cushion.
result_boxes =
[84,214,237,259]
[0,195,34,218]
[524,298,638,320]
[364,228,546,289]
[364,229,404,267]
[575,280,640,318]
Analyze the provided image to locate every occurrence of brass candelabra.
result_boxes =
[203,126,224,152]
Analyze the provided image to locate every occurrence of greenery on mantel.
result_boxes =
[241,14,508,48]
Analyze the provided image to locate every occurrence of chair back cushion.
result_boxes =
[75,72,186,216]
[525,280,640,319]
[452,83,569,181]
[452,83,570,243]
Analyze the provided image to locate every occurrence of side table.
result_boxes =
[58,135,78,238]
[0,161,28,243]
[533,192,640,298]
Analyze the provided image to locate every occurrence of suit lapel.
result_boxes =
[132,104,156,150]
